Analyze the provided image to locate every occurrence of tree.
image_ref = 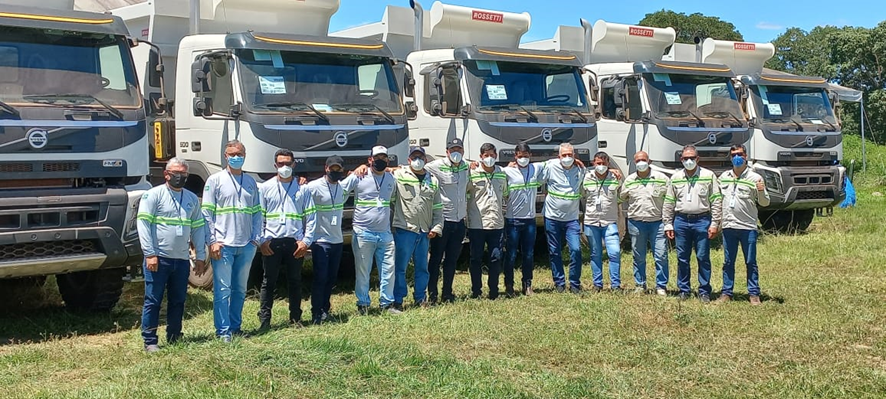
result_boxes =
[639,10,743,44]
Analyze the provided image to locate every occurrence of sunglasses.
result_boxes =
[681,156,698,161]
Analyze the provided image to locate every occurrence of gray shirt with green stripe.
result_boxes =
[137,184,206,261]
[341,171,396,233]
[662,167,723,231]
[258,177,304,243]
[503,163,544,220]
[302,177,354,246]
[540,159,586,222]
[466,166,508,230]
[202,171,262,247]
[425,158,469,223]
[582,171,621,226]
[718,168,770,231]
[619,171,670,222]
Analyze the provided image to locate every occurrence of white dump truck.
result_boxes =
[0,0,152,310]
[101,0,413,285]
[524,20,750,176]
[677,39,846,231]
[335,1,596,169]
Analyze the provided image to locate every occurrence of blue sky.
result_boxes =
[329,0,883,43]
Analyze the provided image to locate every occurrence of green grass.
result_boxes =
[2,145,886,398]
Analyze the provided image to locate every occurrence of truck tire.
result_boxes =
[57,268,125,312]
[760,210,815,234]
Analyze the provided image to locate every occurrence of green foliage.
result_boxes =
[639,9,743,44]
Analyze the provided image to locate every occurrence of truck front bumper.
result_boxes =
[754,165,845,211]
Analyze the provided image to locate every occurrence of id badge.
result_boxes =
[685,186,693,203]
[594,195,602,206]
[175,225,184,237]
[487,188,494,197]
[376,198,383,207]
[331,215,338,226]
[729,194,736,209]
[279,214,286,223]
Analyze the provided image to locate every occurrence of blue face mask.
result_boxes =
[732,155,746,168]
[227,155,245,170]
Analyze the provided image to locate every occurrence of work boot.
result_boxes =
[357,305,369,316]
[678,292,692,301]
[555,285,566,293]
[522,283,534,296]
[505,284,516,298]
[259,319,271,331]
[716,295,732,303]
[699,294,711,304]
[144,344,160,353]
[749,295,762,306]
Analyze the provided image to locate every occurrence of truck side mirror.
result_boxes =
[405,101,418,120]
[193,97,212,117]
[148,47,164,89]
[152,116,176,161]
[404,69,416,98]
[191,58,212,94]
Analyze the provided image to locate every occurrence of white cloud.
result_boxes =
[756,22,784,30]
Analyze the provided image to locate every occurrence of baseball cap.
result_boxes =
[409,146,426,156]
[447,138,464,150]
[371,146,388,156]
[326,155,344,168]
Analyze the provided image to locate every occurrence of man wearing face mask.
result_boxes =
[717,144,769,305]
[582,152,622,293]
[620,151,671,296]
[256,149,308,330]
[339,146,399,315]
[391,147,444,309]
[502,143,545,296]
[302,155,354,325]
[540,142,586,293]
[137,158,206,352]
[425,138,469,304]
[466,143,508,299]
[201,140,262,341]
[662,145,723,303]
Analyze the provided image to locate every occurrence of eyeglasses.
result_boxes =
[635,159,649,163]
[730,153,745,158]
[275,162,294,167]
[681,156,698,161]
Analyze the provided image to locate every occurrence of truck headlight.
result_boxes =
[759,169,783,194]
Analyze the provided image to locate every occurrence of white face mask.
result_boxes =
[410,158,426,171]
[277,165,293,179]
[560,156,574,168]
[448,152,463,164]
[682,158,697,171]
[635,161,649,173]
[516,157,530,167]
[594,164,609,176]
[482,156,496,168]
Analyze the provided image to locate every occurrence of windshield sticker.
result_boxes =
[259,76,286,95]
[810,119,824,125]
[254,50,272,61]
[759,85,770,104]
[486,84,508,100]
[653,73,672,87]
[768,103,783,116]
[476,60,500,76]
[664,92,682,105]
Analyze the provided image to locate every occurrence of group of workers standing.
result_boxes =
[135,138,769,352]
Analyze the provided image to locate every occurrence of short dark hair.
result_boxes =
[730,144,747,155]
[515,142,532,154]
[274,148,294,161]
[480,142,496,154]
[593,151,611,165]
[682,145,697,155]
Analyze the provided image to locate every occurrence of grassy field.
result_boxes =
[1,140,885,398]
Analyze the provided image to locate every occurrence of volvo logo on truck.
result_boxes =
[334,131,348,147]
[27,129,48,149]
[708,132,717,144]
[542,128,553,142]
[805,136,815,147]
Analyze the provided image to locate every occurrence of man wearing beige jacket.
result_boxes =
[466,143,508,299]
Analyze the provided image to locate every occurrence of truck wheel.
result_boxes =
[760,210,815,234]
[791,210,815,232]
[57,268,125,312]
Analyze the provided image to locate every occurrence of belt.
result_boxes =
[676,212,711,220]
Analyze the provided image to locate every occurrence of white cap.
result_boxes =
[371,146,388,156]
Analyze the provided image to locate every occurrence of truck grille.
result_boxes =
[43,162,81,172]
[0,163,33,173]
[0,240,97,260]
[796,191,834,201]
[794,175,833,185]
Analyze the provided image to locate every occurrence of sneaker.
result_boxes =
[678,292,692,301]
[555,285,566,293]
[320,311,329,322]
[259,320,271,331]
[699,294,711,304]
[716,295,732,303]
[632,286,646,295]
[749,295,762,306]
[289,319,304,328]
[655,288,667,297]
[357,305,369,316]
[522,284,534,296]
[383,306,403,315]
[393,302,404,311]
[414,300,430,308]
[219,335,233,343]
[311,317,322,326]
[611,287,623,295]
[505,284,516,298]
[144,344,160,353]
[590,286,603,294]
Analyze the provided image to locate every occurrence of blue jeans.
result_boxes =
[212,244,257,337]
[628,219,669,290]
[722,228,760,296]
[584,224,621,289]
[393,228,430,304]
[544,218,582,289]
[468,228,504,297]
[428,220,466,301]
[505,218,536,287]
[352,230,395,307]
[674,214,712,296]
[141,256,190,346]
[310,242,343,319]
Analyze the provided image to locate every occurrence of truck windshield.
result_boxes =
[236,49,403,114]
[644,73,744,122]
[463,60,590,113]
[0,26,140,108]
[753,85,837,126]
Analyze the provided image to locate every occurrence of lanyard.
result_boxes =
[521,164,532,185]
[277,179,294,213]
[373,173,386,193]
[227,171,244,206]
[169,187,184,219]
[326,181,340,207]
